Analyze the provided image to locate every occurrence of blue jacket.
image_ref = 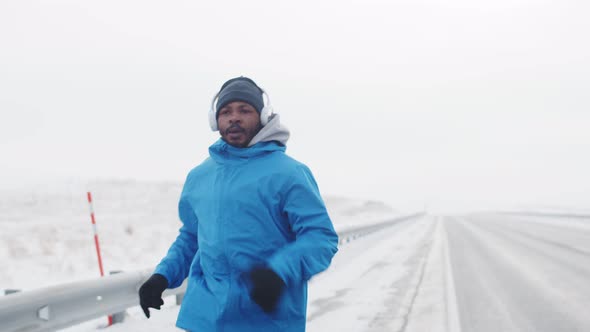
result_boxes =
[155,137,339,332]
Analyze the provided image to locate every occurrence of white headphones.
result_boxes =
[208,89,274,132]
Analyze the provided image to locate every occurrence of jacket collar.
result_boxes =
[209,139,286,163]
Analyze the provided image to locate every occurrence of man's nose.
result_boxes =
[228,112,241,123]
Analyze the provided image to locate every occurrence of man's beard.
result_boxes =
[222,123,262,147]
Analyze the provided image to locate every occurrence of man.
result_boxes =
[139,76,339,332]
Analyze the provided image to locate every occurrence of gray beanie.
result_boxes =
[216,77,264,116]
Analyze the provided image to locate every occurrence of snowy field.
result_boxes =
[3,180,590,331]
[0,179,399,292]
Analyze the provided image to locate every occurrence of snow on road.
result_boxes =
[445,214,590,331]
[403,217,460,332]
[64,214,437,332]
[306,215,434,332]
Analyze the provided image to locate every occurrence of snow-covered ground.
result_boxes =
[5,180,589,331]
[67,212,590,332]
[0,179,399,292]
[63,212,437,332]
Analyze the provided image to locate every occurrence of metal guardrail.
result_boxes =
[338,212,425,244]
[0,269,187,332]
[0,212,424,332]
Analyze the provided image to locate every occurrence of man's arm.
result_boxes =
[266,165,339,286]
[153,179,199,288]
[139,176,199,318]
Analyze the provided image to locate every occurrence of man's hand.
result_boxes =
[139,274,168,318]
[249,267,285,313]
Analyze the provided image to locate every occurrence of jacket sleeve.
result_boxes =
[154,176,199,289]
[267,165,339,286]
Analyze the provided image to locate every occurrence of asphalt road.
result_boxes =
[445,215,590,332]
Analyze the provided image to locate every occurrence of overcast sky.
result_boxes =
[1,0,589,213]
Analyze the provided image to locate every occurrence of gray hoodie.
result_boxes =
[248,114,290,147]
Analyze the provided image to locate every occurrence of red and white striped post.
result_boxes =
[86,192,113,326]
[87,192,106,276]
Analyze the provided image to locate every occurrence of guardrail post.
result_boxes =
[176,293,184,305]
[109,271,126,324]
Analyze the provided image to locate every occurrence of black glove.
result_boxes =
[249,267,285,313]
[139,273,168,318]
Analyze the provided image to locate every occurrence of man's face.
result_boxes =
[218,101,262,148]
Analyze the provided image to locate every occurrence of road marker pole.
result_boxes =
[87,192,113,326]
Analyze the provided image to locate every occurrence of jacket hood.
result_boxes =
[248,113,290,147]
